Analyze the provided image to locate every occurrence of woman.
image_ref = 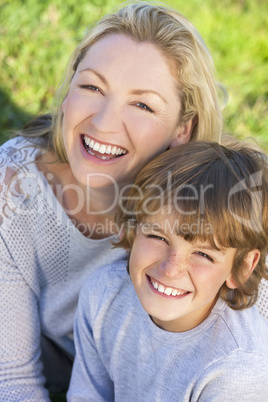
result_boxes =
[0,2,223,400]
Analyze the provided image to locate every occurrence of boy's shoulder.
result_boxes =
[79,260,131,313]
[187,300,268,398]
[189,301,268,399]
[82,259,129,290]
[211,298,268,355]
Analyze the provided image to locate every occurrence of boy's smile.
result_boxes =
[129,213,237,332]
[147,275,190,298]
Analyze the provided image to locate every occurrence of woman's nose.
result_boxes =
[158,253,187,278]
[91,98,122,134]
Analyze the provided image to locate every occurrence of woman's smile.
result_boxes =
[81,134,128,162]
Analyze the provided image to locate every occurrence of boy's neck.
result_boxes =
[151,296,218,333]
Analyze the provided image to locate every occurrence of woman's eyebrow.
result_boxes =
[130,89,167,104]
[78,69,167,104]
[78,68,108,86]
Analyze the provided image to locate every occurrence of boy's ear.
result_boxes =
[169,118,196,148]
[118,226,125,241]
[226,249,260,289]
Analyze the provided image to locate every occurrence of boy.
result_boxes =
[67,142,268,401]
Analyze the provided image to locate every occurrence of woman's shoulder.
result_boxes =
[0,136,45,227]
[0,136,45,188]
[0,136,42,167]
[0,135,45,190]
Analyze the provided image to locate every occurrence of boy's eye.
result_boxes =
[196,251,214,263]
[136,102,154,113]
[147,234,168,244]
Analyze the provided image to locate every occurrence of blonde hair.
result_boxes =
[115,141,268,310]
[22,2,223,162]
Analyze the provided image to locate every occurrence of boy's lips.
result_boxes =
[82,134,128,160]
[147,275,190,297]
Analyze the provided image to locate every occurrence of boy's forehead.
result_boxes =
[139,213,190,238]
[140,212,177,230]
[139,213,228,252]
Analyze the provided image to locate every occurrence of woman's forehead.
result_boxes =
[77,34,178,91]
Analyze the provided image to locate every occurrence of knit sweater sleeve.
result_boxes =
[0,232,49,401]
[0,138,50,401]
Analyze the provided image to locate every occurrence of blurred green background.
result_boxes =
[0,0,268,150]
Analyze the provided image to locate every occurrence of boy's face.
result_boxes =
[129,213,237,332]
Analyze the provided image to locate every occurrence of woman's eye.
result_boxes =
[147,234,168,243]
[196,251,214,263]
[80,84,102,93]
[136,102,154,113]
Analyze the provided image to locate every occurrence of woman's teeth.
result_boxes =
[150,277,188,297]
[83,135,127,159]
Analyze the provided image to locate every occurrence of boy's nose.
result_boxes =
[91,99,122,134]
[158,253,187,278]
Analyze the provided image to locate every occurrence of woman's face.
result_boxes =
[62,34,192,189]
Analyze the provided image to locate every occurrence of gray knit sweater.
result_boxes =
[0,137,126,401]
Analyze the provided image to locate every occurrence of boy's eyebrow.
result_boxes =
[192,244,226,255]
[141,222,165,234]
[152,227,166,235]
[141,222,226,254]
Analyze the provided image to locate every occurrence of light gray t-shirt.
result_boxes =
[68,260,268,402]
[0,137,127,401]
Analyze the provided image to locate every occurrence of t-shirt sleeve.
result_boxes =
[191,350,268,402]
[0,233,49,401]
[67,271,114,401]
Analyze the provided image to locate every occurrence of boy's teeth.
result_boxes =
[83,135,127,157]
[151,277,186,297]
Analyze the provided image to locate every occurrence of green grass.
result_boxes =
[0,0,267,150]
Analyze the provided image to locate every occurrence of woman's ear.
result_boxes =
[169,117,197,148]
[226,249,260,289]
